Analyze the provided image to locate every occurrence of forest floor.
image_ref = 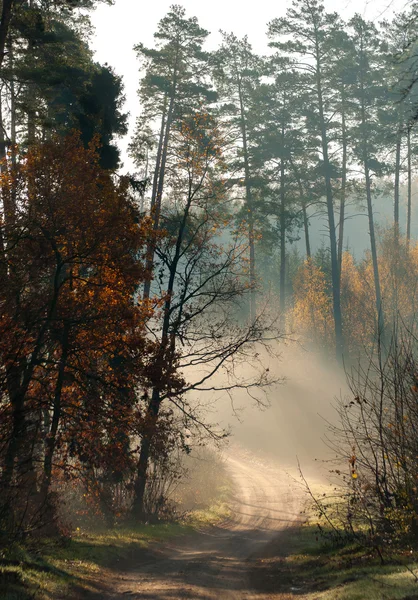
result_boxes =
[3,448,418,599]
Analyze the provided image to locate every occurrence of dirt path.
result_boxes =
[98,449,304,600]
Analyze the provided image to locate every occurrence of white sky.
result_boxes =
[90,0,409,171]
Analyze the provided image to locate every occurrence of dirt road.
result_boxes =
[102,449,304,600]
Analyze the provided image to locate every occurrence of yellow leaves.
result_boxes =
[291,259,333,347]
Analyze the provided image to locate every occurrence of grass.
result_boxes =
[250,523,418,599]
[0,504,230,600]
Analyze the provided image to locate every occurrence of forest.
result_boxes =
[2,0,418,598]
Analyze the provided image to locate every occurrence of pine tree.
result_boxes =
[130,5,216,299]
[268,0,345,360]
[212,32,263,319]
[348,15,386,342]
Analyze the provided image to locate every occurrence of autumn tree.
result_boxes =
[292,258,333,348]
[268,0,345,361]
[253,63,310,325]
[348,15,386,342]
[212,32,263,319]
[131,112,278,519]
[0,133,153,533]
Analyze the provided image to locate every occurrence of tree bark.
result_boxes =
[315,41,344,361]
[364,158,385,342]
[132,388,160,520]
[302,202,311,259]
[290,158,311,260]
[359,76,385,343]
[237,71,256,320]
[132,177,193,519]
[41,325,70,500]
[394,128,401,241]
[1,262,63,499]
[143,96,168,299]
[279,153,286,325]
[143,46,180,301]
[338,83,347,272]
[407,127,412,247]
[0,0,14,71]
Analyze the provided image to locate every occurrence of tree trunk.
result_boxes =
[41,325,70,501]
[407,127,412,247]
[1,264,63,500]
[365,159,385,342]
[302,202,311,259]
[133,179,192,519]
[290,158,311,260]
[394,129,401,241]
[237,73,256,320]
[143,48,180,301]
[143,96,168,299]
[132,388,160,520]
[315,48,344,361]
[338,83,347,272]
[0,0,14,70]
[279,154,286,325]
[0,86,15,257]
[10,37,16,168]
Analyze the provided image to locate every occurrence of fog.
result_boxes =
[186,343,348,481]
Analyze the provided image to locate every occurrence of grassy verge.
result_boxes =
[0,503,231,600]
[250,523,418,599]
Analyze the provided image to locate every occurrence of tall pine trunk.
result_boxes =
[394,128,402,242]
[315,47,344,361]
[279,152,286,325]
[291,158,311,260]
[0,0,14,70]
[237,74,256,320]
[302,202,311,259]
[365,160,385,341]
[407,128,412,247]
[359,81,385,343]
[143,47,180,301]
[338,84,347,272]
[143,97,168,299]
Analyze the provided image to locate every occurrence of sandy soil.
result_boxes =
[95,448,305,600]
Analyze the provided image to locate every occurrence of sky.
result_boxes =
[90,0,409,172]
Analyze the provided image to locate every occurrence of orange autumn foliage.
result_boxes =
[291,233,418,356]
[0,133,155,529]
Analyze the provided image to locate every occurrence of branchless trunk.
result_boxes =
[359,62,385,343]
[0,0,14,70]
[279,120,286,324]
[143,46,180,301]
[302,202,311,259]
[314,36,344,361]
[237,69,256,320]
[407,127,412,247]
[364,158,385,341]
[0,87,16,241]
[143,95,168,299]
[338,83,347,272]
[9,36,16,169]
[290,157,311,260]
[394,126,402,242]
[27,0,36,145]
